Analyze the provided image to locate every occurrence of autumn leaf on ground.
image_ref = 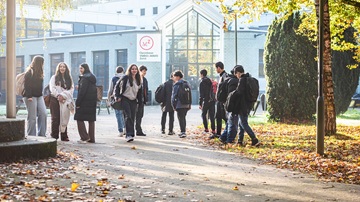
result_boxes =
[232,186,239,190]
[71,183,79,192]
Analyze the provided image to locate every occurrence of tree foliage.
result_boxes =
[0,0,72,45]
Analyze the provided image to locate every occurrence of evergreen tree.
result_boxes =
[265,13,317,122]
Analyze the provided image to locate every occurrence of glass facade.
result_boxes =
[93,51,109,97]
[71,52,86,87]
[0,56,24,103]
[166,9,220,96]
[49,53,64,76]
[116,49,128,71]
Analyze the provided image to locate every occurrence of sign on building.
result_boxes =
[137,34,161,62]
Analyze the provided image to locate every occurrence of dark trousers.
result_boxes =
[201,101,215,131]
[135,103,144,134]
[216,102,227,135]
[161,111,174,132]
[121,97,137,137]
[77,120,95,142]
[49,96,68,139]
[176,108,188,133]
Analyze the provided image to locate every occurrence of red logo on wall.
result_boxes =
[139,36,154,50]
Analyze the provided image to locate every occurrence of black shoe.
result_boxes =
[237,141,244,147]
[51,134,59,140]
[251,138,260,147]
[219,137,226,144]
[161,129,165,134]
[209,134,220,139]
[168,131,174,135]
[137,133,146,136]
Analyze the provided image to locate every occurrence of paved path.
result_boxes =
[24,105,360,201]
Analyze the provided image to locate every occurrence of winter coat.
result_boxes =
[171,79,191,110]
[161,79,174,112]
[235,73,252,116]
[139,77,149,105]
[199,76,213,106]
[74,72,97,122]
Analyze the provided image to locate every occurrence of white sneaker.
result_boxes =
[118,132,124,137]
[179,132,187,138]
[77,139,89,144]
[126,136,134,142]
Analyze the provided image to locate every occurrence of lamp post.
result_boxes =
[6,0,16,118]
[316,0,325,155]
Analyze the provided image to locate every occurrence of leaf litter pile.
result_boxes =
[190,124,360,185]
[0,150,135,201]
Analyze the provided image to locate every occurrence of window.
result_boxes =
[95,24,106,32]
[259,49,265,78]
[116,49,128,71]
[0,56,24,101]
[50,53,64,76]
[30,54,44,62]
[93,51,109,97]
[166,5,171,9]
[85,24,95,33]
[51,22,73,37]
[140,8,145,16]
[70,52,86,89]
[73,23,85,34]
[153,7,158,15]
[128,10,133,14]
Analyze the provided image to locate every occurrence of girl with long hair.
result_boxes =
[74,63,97,143]
[114,64,142,142]
[49,62,74,141]
[23,55,47,136]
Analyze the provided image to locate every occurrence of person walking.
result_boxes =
[234,65,260,146]
[171,70,191,138]
[74,63,97,143]
[210,61,228,139]
[161,73,175,135]
[114,64,142,142]
[198,69,215,134]
[23,55,47,137]
[107,66,125,137]
[49,62,74,141]
[135,65,148,136]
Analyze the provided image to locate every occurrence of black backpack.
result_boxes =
[178,82,192,105]
[155,84,165,103]
[246,77,260,103]
[224,90,240,112]
[216,75,231,103]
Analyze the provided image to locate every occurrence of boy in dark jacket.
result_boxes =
[199,69,216,134]
[234,65,260,146]
[161,73,175,135]
[171,70,191,138]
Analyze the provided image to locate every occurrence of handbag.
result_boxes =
[110,97,122,110]
[43,84,51,108]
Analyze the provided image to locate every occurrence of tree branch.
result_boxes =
[341,0,360,8]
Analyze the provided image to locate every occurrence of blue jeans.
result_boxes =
[238,114,256,142]
[115,109,124,133]
[23,96,47,136]
[220,113,238,143]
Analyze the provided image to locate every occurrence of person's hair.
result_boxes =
[215,61,224,70]
[55,62,73,90]
[200,69,207,76]
[27,55,44,78]
[116,66,124,73]
[173,70,183,78]
[80,63,91,74]
[233,65,244,74]
[139,65,147,72]
[125,64,141,86]
[170,72,173,78]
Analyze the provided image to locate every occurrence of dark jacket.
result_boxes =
[236,73,251,116]
[139,77,148,105]
[161,79,174,112]
[227,74,239,94]
[199,76,213,106]
[74,72,97,121]
[24,70,43,98]
[114,75,142,101]
[171,79,191,110]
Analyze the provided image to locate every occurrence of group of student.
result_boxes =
[157,61,260,146]
[22,56,259,146]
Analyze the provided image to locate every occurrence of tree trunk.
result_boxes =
[315,0,337,135]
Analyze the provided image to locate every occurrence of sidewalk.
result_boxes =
[10,105,360,201]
